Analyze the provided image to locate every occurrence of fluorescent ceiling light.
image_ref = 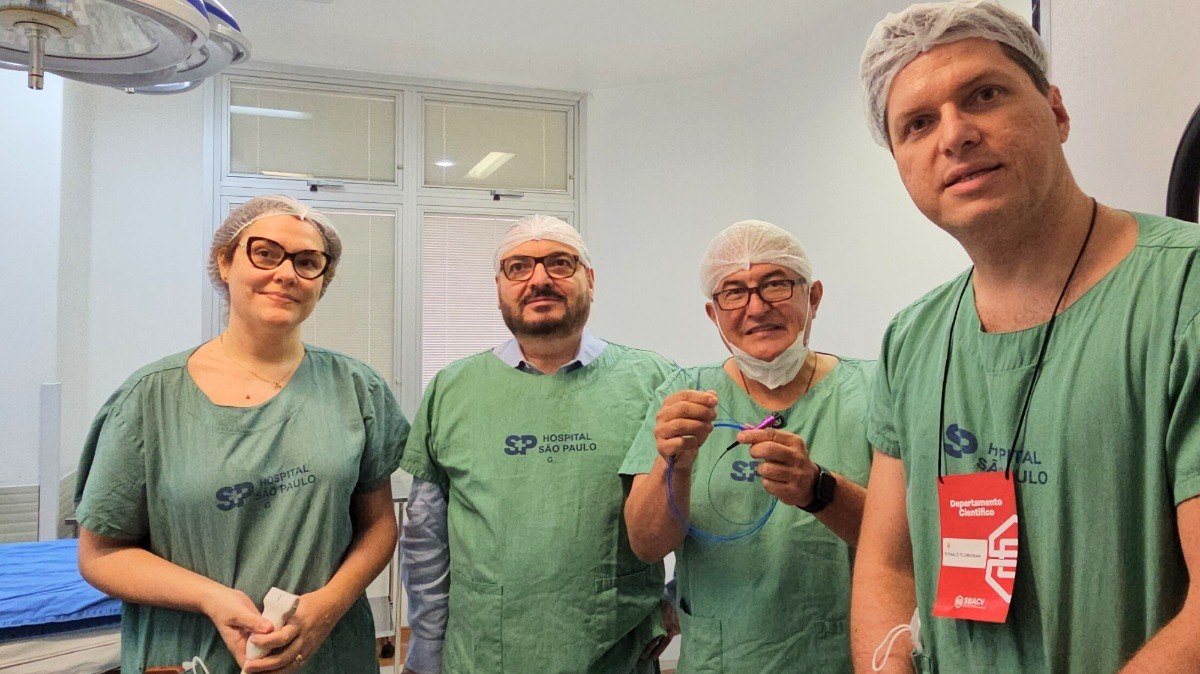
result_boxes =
[260,170,314,178]
[230,105,312,120]
[435,159,455,168]
[466,151,515,180]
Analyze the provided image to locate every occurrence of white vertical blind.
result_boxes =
[420,213,527,387]
[302,209,396,384]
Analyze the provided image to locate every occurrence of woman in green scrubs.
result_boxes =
[75,196,409,673]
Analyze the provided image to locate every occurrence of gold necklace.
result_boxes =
[219,334,303,394]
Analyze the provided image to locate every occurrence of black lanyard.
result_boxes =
[937,198,1099,482]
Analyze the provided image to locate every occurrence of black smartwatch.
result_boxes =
[800,464,836,513]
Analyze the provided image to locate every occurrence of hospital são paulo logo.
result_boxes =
[943,423,978,458]
[215,466,316,510]
[215,482,254,511]
[944,423,1050,485]
[504,434,538,456]
[504,432,598,458]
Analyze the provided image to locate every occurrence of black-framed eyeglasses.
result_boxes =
[500,253,581,281]
[240,236,332,280]
[712,278,803,310]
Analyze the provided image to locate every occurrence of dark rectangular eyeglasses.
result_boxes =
[500,253,580,281]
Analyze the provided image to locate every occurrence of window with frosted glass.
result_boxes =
[424,101,568,192]
[299,209,396,382]
[230,83,397,184]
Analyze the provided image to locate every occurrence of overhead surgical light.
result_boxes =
[0,0,248,93]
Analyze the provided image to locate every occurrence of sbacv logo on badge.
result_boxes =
[943,423,978,458]
[504,434,537,456]
[985,514,1019,602]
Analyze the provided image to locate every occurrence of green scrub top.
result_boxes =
[869,213,1200,673]
[620,358,874,674]
[74,346,409,673]
[400,343,673,674]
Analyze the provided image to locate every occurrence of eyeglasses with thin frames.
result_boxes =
[239,236,332,280]
[500,253,581,281]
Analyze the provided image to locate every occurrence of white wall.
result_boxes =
[734,6,970,360]
[588,0,1200,368]
[586,70,758,365]
[586,2,970,365]
[1050,1,1200,213]
[58,81,95,476]
[1,74,208,487]
[60,84,210,478]
[0,71,63,487]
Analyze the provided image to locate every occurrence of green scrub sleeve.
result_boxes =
[399,373,451,492]
[1168,310,1200,506]
[847,359,880,483]
[867,319,903,459]
[619,393,667,477]
[75,388,150,541]
[356,370,412,493]
[619,366,696,472]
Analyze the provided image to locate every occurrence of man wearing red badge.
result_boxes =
[850,2,1200,673]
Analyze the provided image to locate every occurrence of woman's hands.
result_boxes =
[238,588,344,673]
[200,586,274,669]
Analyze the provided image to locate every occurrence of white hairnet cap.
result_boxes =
[860,0,1048,147]
[208,195,343,299]
[494,214,592,272]
[699,220,813,296]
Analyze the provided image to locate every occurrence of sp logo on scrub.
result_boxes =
[215,482,254,511]
[504,434,537,456]
[943,423,978,458]
[730,460,762,482]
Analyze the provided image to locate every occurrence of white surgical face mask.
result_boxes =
[717,293,811,390]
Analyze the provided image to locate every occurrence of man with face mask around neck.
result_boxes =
[399,215,676,674]
[622,220,874,672]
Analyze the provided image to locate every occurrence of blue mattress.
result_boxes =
[0,539,121,639]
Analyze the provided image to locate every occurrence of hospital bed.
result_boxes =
[0,539,121,674]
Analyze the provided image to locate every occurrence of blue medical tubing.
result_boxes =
[664,412,781,543]
[705,418,778,527]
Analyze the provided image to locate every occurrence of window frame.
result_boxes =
[208,62,586,415]
[217,73,406,199]
[416,92,578,205]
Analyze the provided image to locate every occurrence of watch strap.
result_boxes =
[800,463,835,513]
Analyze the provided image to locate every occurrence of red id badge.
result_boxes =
[932,471,1018,623]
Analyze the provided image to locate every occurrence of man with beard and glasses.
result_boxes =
[399,215,677,674]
